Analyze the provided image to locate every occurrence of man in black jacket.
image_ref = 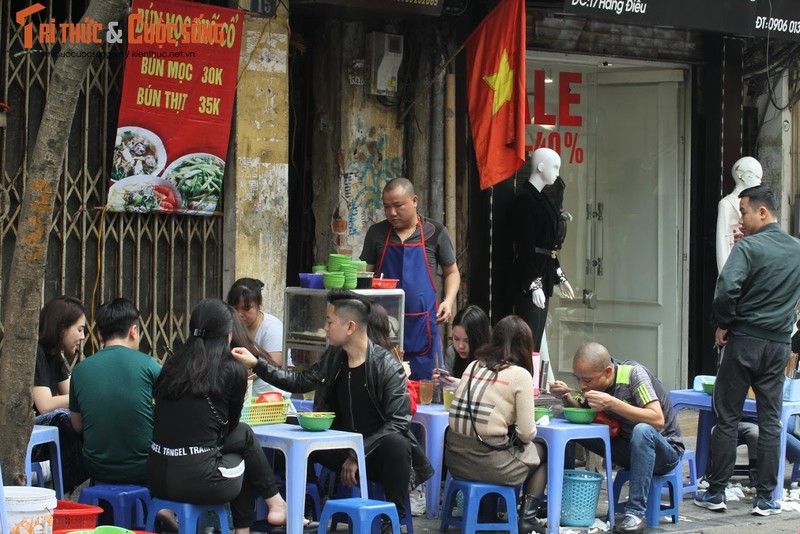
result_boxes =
[233,290,416,530]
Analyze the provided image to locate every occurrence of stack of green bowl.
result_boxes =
[351,260,368,272]
[323,271,345,289]
[327,253,351,273]
[311,264,327,273]
[341,264,357,289]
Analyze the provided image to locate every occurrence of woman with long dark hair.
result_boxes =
[147,298,311,533]
[33,295,89,492]
[444,315,547,534]
[434,304,490,387]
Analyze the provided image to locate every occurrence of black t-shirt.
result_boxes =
[360,217,456,276]
[33,344,70,415]
[334,361,383,437]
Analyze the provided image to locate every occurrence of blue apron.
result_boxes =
[376,215,441,380]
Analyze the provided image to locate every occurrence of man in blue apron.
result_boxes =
[361,178,460,380]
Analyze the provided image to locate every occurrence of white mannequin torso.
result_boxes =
[715,157,762,272]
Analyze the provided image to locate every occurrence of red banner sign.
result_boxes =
[109,0,243,215]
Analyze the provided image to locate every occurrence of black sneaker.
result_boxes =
[752,495,782,516]
[694,490,727,511]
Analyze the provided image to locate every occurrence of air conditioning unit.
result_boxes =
[368,32,403,96]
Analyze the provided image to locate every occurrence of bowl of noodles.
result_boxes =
[112,126,167,181]
[297,412,335,431]
[107,175,181,213]
[162,152,225,213]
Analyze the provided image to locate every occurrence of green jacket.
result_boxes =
[713,222,800,342]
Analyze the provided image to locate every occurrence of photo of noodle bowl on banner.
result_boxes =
[107,176,182,213]
[112,126,167,181]
[162,153,225,214]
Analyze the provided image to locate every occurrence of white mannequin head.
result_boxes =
[731,156,762,190]
[529,148,561,191]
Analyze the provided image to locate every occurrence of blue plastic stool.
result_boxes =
[146,498,229,534]
[612,449,697,527]
[26,425,64,498]
[439,479,519,533]
[679,450,698,497]
[318,498,400,534]
[329,479,414,534]
[79,483,151,529]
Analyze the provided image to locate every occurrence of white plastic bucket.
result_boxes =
[4,486,57,534]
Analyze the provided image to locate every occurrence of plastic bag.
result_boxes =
[594,411,620,439]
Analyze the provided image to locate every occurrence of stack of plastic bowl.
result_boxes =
[327,254,351,272]
[323,271,345,289]
[311,264,327,273]
[351,260,368,272]
[341,264,358,289]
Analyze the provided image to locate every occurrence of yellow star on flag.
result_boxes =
[482,49,514,115]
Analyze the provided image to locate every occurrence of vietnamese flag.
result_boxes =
[465,0,527,190]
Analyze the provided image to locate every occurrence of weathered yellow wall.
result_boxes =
[227,10,290,316]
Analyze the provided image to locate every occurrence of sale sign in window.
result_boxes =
[527,67,588,166]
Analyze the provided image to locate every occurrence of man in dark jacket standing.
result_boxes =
[234,290,416,531]
[695,185,800,516]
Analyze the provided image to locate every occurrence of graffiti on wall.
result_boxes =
[332,132,404,253]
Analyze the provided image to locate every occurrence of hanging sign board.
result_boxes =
[109,0,243,215]
[291,0,443,17]
[563,0,800,42]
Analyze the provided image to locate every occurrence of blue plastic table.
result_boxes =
[412,403,449,518]
[251,423,368,534]
[536,419,615,534]
[669,388,800,501]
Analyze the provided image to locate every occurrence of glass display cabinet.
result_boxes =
[282,288,405,369]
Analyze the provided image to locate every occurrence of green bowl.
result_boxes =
[323,272,345,289]
[563,407,597,424]
[534,407,553,420]
[297,413,335,431]
[702,381,715,395]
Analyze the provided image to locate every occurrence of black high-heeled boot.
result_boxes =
[518,494,546,534]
